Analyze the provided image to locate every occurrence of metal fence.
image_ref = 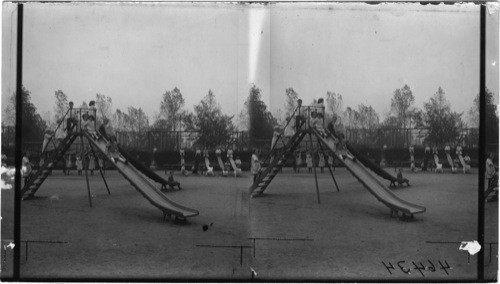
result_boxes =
[345,127,479,148]
[115,130,249,151]
[2,125,479,151]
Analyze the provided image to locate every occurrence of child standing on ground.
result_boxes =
[306,153,313,173]
[235,156,242,169]
[66,154,73,175]
[179,149,187,176]
[22,151,33,186]
[318,153,325,173]
[251,149,261,182]
[76,155,83,175]
[327,154,335,171]
[88,154,95,175]
[295,151,302,173]
[98,157,105,174]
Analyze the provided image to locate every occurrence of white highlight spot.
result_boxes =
[250,266,257,276]
[4,242,15,250]
[248,8,266,83]
[459,241,481,255]
[492,61,496,66]
[1,166,15,190]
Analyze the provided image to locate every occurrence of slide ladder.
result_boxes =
[250,131,307,197]
[216,152,228,176]
[22,133,79,198]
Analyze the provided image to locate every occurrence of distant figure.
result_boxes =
[22,151,33,186]
[251,149,261,182]
[295,151,302,173]
[179,149,187,176]
[224,161,231,174]
[98,157,105,174]
[486,153,497,186]
[88,154,95,175]
[235,156,242,169]
[409,146,417,172]
[310,111,319,128]
[167,171,182,191]
[227,148,234,159]
[423,145,431,171]
[464,154,471,165]
[396,168,405,186]
[76,155,83,176]
[453,157,460,173]
[66,154,73,175]
[327,154,334,171]
[318,153,325,173]
[193,149,201,174]
[54,118,67,148]
[306,153,313,173]
[88,100,96,113]
[86,114,98,139]
[271,126,281,150]
[66,101,77,133]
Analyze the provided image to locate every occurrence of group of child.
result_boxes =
[63,152,104,176]
[294,151,332,173]
[186,147,241,176]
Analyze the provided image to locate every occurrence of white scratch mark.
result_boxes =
[250,266,257,277]
[459,241,481,255]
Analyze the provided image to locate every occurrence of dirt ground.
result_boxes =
[1,166,497,281]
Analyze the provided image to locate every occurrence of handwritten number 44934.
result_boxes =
[382,260,451,277]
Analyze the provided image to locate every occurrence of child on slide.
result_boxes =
[327,117,355,162]
[167,171,182,191]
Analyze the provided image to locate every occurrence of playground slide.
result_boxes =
[205,157,214,175]
[217,156,225,171]
[312,128,425,215]
[84,132,199,219]
[446,153,454,169]
[346,145,409,187]
[434,154,443,172]
[118,145,176,189]
[458,155,471,173]
[434,154,440,167]
[229,158,242,176]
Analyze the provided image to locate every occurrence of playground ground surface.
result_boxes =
[0,167,497,281]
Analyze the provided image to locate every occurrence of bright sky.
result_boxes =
[2,2,498,126]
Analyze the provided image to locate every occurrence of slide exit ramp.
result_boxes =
[312,128,425,216]
[84,132,199,220]
[346,144,409,187]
